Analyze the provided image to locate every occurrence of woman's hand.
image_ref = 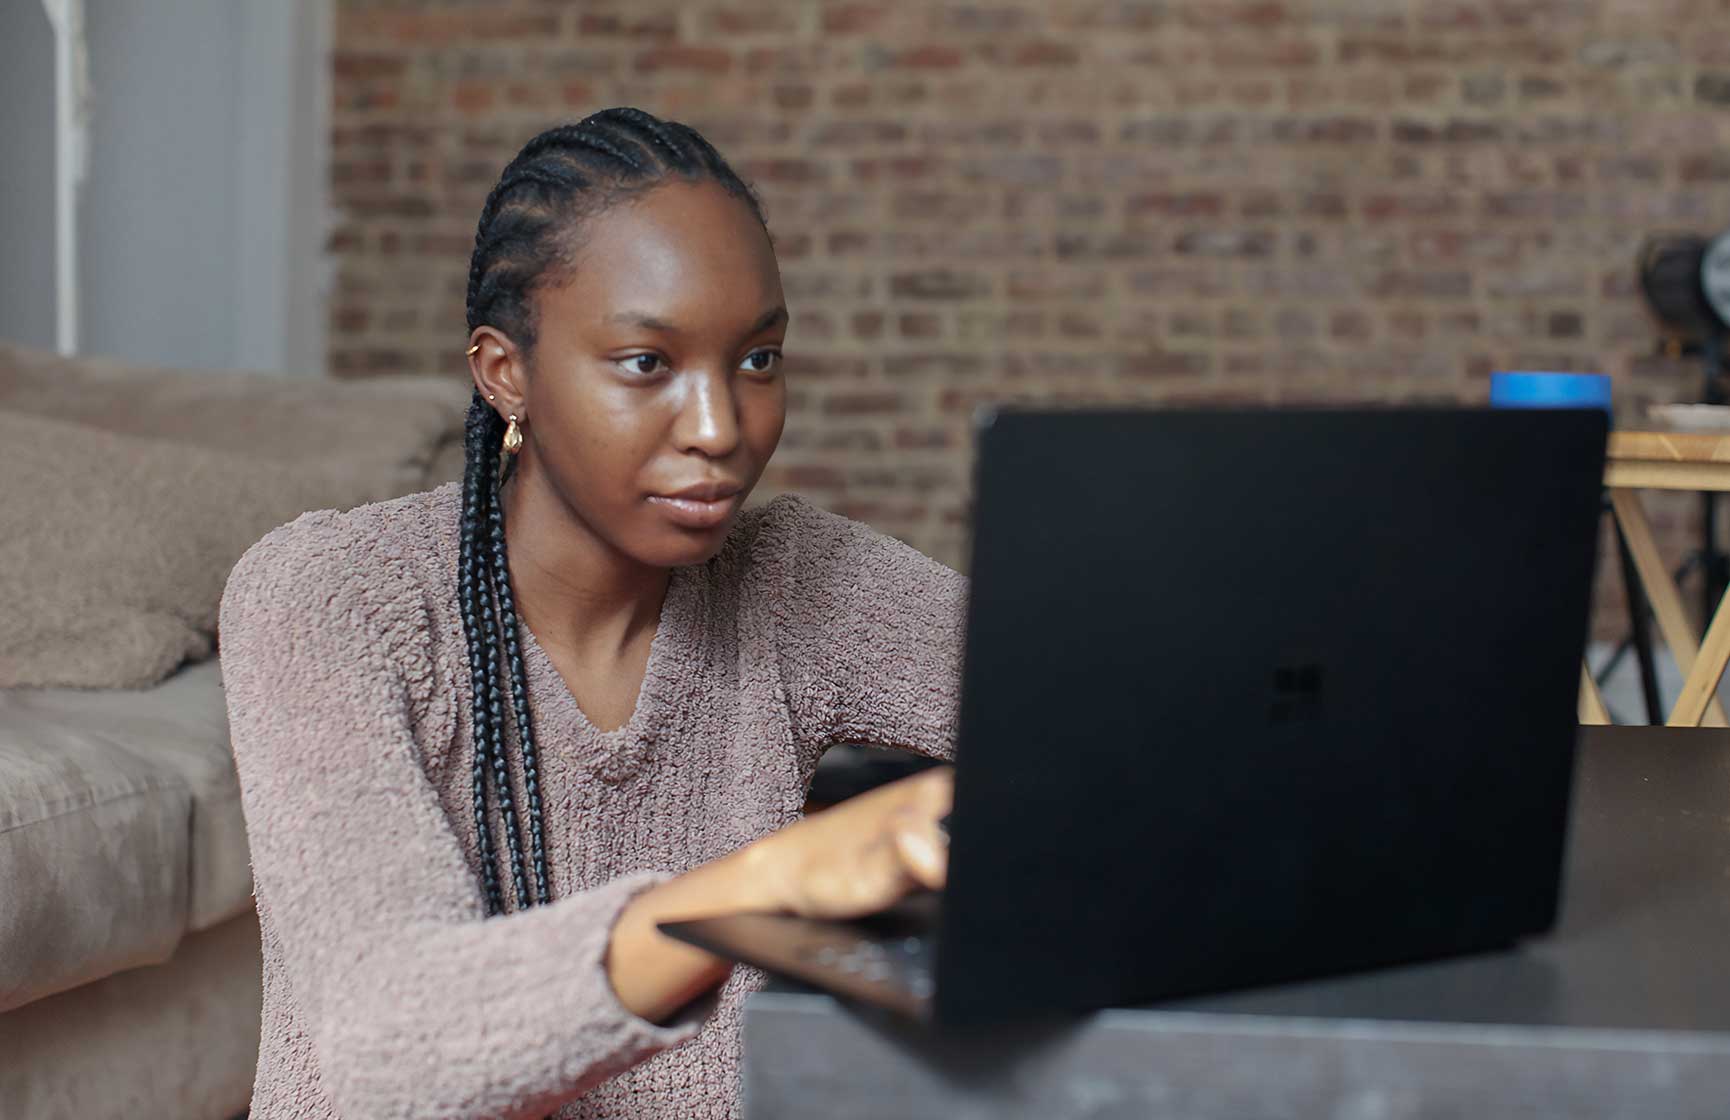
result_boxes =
[742,765,953,919]
[606,766,952,1024]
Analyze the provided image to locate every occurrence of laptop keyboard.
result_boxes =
[797,935,936,999]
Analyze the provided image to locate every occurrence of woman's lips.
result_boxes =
[647,492,740,530]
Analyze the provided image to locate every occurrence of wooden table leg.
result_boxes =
[1608,489,1730,728]
[1579,662,1610,725]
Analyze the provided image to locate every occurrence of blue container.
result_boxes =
[1489,371,1613,415]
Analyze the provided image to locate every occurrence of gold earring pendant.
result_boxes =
[503,415,523,455]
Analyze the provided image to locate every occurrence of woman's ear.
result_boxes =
[467,328,526,418]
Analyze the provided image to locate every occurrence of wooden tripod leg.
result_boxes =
[1579,662,1610,725]
[1609,489,1730,727]
[1669,586,1730,726]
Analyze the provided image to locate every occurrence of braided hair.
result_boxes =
[459,107,767,917]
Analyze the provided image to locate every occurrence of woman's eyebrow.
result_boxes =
[750,306,790,333]
[606,310,680,333]
[604,307,789,335]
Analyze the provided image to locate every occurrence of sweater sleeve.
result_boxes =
[757,496,968,763]
[218,515,707,1120]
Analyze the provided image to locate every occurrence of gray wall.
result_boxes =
[79,0,244,370]
[0,2,60,351]
[0,0,329,373]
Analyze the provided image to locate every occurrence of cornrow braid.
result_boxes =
[456,108,764,917]
[487,493,549,904]
[476,502,534,910]
[457,404,506,916]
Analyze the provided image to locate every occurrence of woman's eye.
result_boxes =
[740,349,782,375]
[618,354,666,377]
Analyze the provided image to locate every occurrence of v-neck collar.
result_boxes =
[432,482,704,783]
[516,566,696,755]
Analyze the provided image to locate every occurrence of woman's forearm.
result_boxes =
[604,842,788,1024]
[605,768,951,1025]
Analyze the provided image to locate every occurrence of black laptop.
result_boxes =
[661,407,1609,1025]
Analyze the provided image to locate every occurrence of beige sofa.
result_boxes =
[0,662,263,1118]
[0,343,468,1119]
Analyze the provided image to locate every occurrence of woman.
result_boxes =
[218,107,962,1118]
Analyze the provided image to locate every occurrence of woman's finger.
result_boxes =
[890,809,949,891]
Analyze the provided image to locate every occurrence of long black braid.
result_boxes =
[458,107,766,916]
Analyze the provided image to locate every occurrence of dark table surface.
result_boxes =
[1152,724,1730,1031]
[744,726,1730,1119]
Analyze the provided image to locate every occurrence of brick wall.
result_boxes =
[330,0,1730,633]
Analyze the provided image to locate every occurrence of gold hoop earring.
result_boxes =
[503,415,523,455]
[465,344,481,357]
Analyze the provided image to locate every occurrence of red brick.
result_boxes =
[1681,153,1730,183]
[884,354,988,378]
[1051,2,1167,31]
[1269,116,1379,143]
[809,120,909,146]
[824,391,907,416]
[1403,72,1452,103]
[823,4,893,34]
[1173,229,1276,258]
[1012,41,1083,67]
[578,11,678,40]
[1240,192,1286,218]
[899,45,967,69]
[772,84,815,111]
[1009,270,1107,300]
[634,47,733,74]
[1116,350,1213,377]
[830,83,873,109]
[703,7,804,35]
[1127,192,1227,218]
[895,427,956,450]
[332,307,369,334]
[333,52,407,81]
[1301,194,1349,219]
[1211,37,1320,68]
[849,308,886,339]
[1363,194,1464,220]
[741,159,831,185]
[1331,310,1373,342]
[1058,312,1105,339]
[889,270,991,300]
[1372,271,1474,299]
[898,312,943,339]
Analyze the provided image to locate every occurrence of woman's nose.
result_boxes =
[671,368,741,459]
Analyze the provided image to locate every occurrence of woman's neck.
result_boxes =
[496,464,669,662]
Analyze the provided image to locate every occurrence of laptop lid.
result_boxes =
[934,408,1607,1024]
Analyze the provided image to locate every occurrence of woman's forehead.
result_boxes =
[549,181,781,329]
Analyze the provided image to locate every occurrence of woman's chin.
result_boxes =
[633,518,738,569]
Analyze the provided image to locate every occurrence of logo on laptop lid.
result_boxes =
[1270,659,1325,724]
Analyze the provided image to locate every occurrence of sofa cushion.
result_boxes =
[0,660,251,1012]
[0,412,416,690]
[0,340,468,493]
[0,721,189,1013]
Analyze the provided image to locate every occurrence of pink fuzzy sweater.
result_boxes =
[216,481,965,1119]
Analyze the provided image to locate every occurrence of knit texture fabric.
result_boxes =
[217,481,965,1119]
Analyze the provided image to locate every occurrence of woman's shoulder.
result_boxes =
[717,492,964,599]
[221,482,457,643]
[722,492,871,566]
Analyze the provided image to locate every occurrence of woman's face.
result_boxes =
[492,179,787,569]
